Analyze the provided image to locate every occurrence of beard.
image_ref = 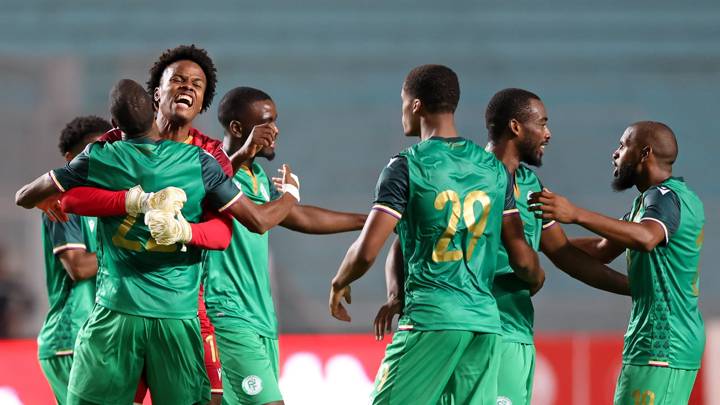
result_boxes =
[519,137,543,167]
[257,147,276,161]
[611,162,637,191]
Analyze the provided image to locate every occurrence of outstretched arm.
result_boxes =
[540,224,630,295]
[530,189,666,252]
[281,205,367,234]
[569,236,625,263]
[330,210,398,322]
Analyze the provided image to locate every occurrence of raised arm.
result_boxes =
[530,189,668,252]
[569,236,625,264]
[281,205,367,234]
[540,224,630,295]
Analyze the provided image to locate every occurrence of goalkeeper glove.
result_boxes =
[145,209,192,246]
[126,185,187,216]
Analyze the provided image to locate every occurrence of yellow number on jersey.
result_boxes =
[111,214,178,253]
[432,189,491,263]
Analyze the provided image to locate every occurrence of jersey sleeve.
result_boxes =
[267,177,283,201]
[49,145,93,192]
[43,214,87,255]
[198,150,243,212]
[372,156,408,220]
[640,186,681,245]
[502,165,518,215]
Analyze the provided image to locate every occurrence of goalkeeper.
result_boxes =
[15,79,299,404]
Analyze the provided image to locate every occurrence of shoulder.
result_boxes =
[190,128,232,176]
[643,184,679,206]
[98,128,123,143]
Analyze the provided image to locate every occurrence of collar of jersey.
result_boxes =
[123,136,164,145]
[427,136,464,142]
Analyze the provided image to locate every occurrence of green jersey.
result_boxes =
[373,137,516,333]
[623,177,704,369]
[50,138,241,319]
[204,162,282,338]
[38,214,97,359]
[493,165,554,344]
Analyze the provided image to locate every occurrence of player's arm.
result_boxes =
[374,237,404,340]
[45,215,97,281]
[500,171,545,293]
[529,188,675,252]
[16,148,94,209]
[540,223,630,295]
[228,123,277,173]
[331,155,407,322]
[568,236,625,263]
[281,205,367,234]
[330,210,398,322]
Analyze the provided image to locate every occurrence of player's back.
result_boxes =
[624,177,705,369]
[396,137,509,334]
[55,138,223,319]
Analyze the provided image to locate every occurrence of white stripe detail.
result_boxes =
[398,324,414,330]
[372,204,402,220]
[542,220,557,230]
[54,350,73,356]
[503,208,520,216]
[641,217,669,245]
[53,243,87,254]
[648,360,670,367]
[49,170,66,192]
[211,389,224,393]
[218,191,244,212]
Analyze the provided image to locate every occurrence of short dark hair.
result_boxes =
[147,44,217,113]
[109,79,155,136]
[58,115,112,155]
[217,87,273,129]
[485,88,541,141]
[403,64,460,114]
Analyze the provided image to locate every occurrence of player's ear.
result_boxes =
[229,120,243,138]
[63,151,73,162]
[509,118,522,138]
[412,99,422,115]
[640,145,651,162]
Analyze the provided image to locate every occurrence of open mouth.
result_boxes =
[175,94,194,108]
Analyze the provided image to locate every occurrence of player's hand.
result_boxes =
[126,185,187,216]
[329,283,352,322]
[528,188,579,224]
[145,209,192,245]
[36,194,68,222]
[240,123,278,159]
[373,295,403,341]
[271,164,300,202]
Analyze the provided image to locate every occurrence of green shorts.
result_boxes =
[613,364,698,405]
[214,321,281,405]
[66,305,209,405]
[495,341,535,405]
[40,354,74,405]
[371,330,500,405]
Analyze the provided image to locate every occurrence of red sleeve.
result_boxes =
[60,187,127,217]
[98,128,123,142]
[188,210,233,250]
[212,145,234,177]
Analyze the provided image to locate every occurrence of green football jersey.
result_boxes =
[493,165,554,344]
[623,177,704,369]
[39,213,97,359]
[204,162,281,338]
[374,137,516,333]
[50,138,241,319]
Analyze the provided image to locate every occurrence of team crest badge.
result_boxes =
[242,375,263,396]
[497,396,512,405]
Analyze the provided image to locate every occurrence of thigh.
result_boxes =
[67,306,146,405]
[215,325,282,405]
[495,342,535,405]
[40,355,74,405]
[371,330,473,405]
[145,317,210,405]
[443,333,500,405]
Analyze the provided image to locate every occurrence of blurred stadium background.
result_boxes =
[1,0,718,403]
